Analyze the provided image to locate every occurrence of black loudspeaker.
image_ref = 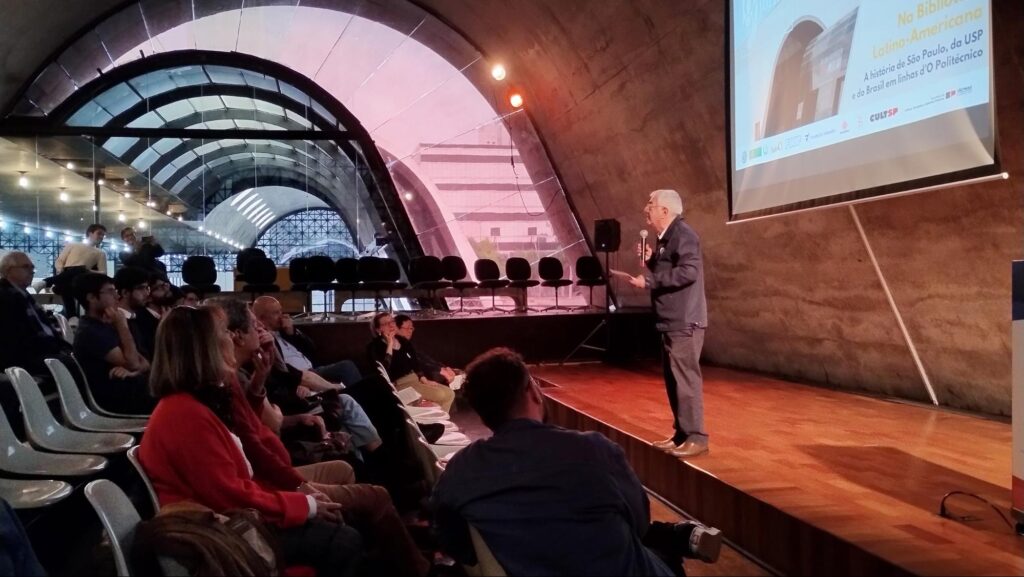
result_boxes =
[594,219,621,252]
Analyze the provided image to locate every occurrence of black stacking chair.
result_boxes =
[442,256,478,314]
[181,256,220,295]
[359,257,408,311]
[473,258,510,314]
[573,256,607,311]
[335,257,362,315]
[235,248,266,283]
[538,257,573,311]
[505,257,540,312]
[288,257,312,315]
[410,256,452,315]
[305,255,338,320]
[241,256,280,299]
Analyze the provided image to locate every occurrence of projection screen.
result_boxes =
[728,0,999,222]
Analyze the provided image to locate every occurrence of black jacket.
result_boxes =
[0,279,68,374]
[643,216,707,332]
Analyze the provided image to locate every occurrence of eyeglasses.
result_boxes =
[133,285,151,292]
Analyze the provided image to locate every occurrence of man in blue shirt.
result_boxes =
[432,347,720,576]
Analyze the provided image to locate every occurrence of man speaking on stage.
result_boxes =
[611,189,709,458]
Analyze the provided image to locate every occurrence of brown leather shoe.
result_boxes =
[652,437,680,450]
[669,439,709,458]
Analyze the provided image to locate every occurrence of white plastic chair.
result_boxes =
[126,446,159,513]
[53,312,74,345]
[65,354,150,420]
[0,478,73,510]
[44,359,148,433]
[0,399,107,477]
[4,368,135,454]
[84,480,140,577]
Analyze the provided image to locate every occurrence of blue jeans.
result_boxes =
[336,393,381,449]
[313,360,362,387]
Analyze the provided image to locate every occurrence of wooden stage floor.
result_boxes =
[532,363,1020,576]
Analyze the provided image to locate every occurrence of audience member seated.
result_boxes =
[252,296,362,386]
[0,252,69,375]
[211,298,383,458]
[137,306,364,577]
[118,226,166,274]
[368,313,455,413]
[179,285,201,307]
[200,303,431,577]
[46,223,108,317]
[112,267,157,359]
[394,314,459,386]
[72,272,155,415]
[432,348,722,576]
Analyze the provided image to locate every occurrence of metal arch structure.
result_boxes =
[0,50,423,268]
[254,208,359,265]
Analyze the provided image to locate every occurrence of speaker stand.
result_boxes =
[562,250,612,364]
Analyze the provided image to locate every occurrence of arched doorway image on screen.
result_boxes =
[763,8,859,139]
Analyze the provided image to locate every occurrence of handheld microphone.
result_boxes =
[639,229,649,264]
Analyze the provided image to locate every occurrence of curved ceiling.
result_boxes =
[4,0,1016,417]
[203,186,328,246]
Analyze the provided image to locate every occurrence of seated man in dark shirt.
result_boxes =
[432,348,721,577]
[0,252,68,375]
[393,315,458,386]
[113,266,156,360]
[72,272,155,415]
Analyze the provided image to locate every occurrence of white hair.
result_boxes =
[0,251,27,278]
[650,189,684,216]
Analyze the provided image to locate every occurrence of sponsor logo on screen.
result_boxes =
[869,107,899,122]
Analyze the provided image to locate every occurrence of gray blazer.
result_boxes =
[643,216,707,333]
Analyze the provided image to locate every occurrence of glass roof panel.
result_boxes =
[151,138,182,154]
[253,100,284,117]
[191,95,224,112]
[193,141,222,156]
[156,100,195,123]
[128,69,177,98]
[95,83,141,117]
[220,95,255,111]
[103,136,140,156]
[154,162,180,184]
[205,65,248,86]
[66,101,113,127]
[277,80,311,109]
[170,176,193,195]
[168,65,210,89]
[131,147,161,172]
[126,110,164,128]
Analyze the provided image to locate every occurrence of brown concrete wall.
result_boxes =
[422,0,1024,415]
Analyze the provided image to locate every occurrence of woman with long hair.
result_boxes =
[137,306,362,576]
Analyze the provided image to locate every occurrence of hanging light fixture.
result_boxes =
[17,171,28,188]
[491,64,507,81]
[58,188,69,203]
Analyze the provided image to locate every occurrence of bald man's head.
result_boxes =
[252,295,284,330]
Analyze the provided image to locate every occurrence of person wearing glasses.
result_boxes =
[119,226,166,274]
[72,272,155,414]
[113,266,157,359]
[0,252,68,375]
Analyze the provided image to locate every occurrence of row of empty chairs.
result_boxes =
[289,254,607,314]
[0,357,147,511]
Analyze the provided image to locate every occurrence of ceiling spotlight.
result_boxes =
[117,212,126,223]
[97,178,105,186]
[22,226,31,234]
[66,162,76,170]
[64,235,73,243]
[403,192,414,201]
[165,210,172,216]
[17,172,28,188]
[123,192,132,199]
[123,179,130,186]
[491,64,507,81]
[92,204,98,212]
[198,226,204,232]
[58,189,69,202]
[509,93,524,108]
[146,200,157,208]
[177,216,184,222]
[64,229,71,236]
[44,230,54,239]
[137,220,147,229]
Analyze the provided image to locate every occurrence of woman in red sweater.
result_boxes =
[138,306,362,576]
